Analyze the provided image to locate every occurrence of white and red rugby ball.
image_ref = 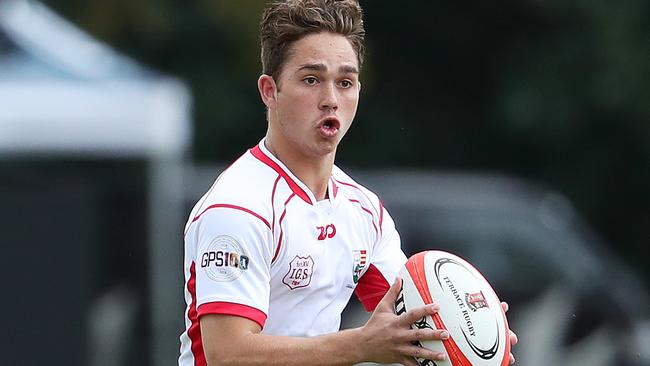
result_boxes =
[395,250,510,366]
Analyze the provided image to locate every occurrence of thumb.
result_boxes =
[375,276,402,312]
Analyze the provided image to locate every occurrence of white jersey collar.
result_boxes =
[251,138,341,205]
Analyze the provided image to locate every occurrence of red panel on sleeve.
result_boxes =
[354,264,390,312]
[198,302,268,329]
[187,263,207,366]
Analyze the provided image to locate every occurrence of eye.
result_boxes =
[303,76,318,85]
[339,79,354,88]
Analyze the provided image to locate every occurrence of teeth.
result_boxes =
[321,118,338,131]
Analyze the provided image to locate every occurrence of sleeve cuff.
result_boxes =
[197,301,268,329]
[354,264,391,312]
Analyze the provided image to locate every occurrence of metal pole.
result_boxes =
[149,156,186,366]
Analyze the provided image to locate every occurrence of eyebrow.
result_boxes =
[296,63,359,74]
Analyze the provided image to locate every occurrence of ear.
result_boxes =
[358,80,362,94]
[258,74,278,110]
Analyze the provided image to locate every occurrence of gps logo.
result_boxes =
[201,235,250,282]
[201,251,249,270]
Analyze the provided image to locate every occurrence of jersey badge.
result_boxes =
[283,255,314,290]
[200,235,250,282]
[352,249,367,283]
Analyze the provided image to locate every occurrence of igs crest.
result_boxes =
[283,255,314,290]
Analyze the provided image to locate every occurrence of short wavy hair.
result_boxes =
[259,0,365,78]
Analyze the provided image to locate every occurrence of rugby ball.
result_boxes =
[395,250,510,366]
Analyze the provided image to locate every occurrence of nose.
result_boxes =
[319,83,338,111]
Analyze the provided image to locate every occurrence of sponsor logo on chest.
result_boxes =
[316,223,337,240]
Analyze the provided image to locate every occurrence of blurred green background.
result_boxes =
[41,0,649,283]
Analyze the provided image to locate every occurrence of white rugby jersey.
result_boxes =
[178,139,407,366]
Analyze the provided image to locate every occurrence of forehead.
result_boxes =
[284,32,359,72]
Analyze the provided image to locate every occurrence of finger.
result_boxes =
[501,301,509,313]
[400,344,447,362]
[405,328,449,342]
[399,303,439,327]
[510,352,516,364]
[509,329,518,345]
[399,356,420,366]
[376,277,403,311]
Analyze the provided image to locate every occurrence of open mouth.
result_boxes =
[319,117,341,138]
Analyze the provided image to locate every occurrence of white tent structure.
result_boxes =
[0,0,190,157]
[0,0,190,364]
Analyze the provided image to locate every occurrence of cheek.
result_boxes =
[342,94,359,119]
[283,90,312,112]
[278,92,307,119]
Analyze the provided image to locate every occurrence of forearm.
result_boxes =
[204,327,366,366]
[200,279,449,366]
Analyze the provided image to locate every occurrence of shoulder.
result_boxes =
[332,165,384,218]
[185,149,280,234]
[332,165,381,203]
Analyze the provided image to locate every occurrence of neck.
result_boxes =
[264,137,334,201]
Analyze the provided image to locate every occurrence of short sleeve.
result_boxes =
[354,206,407,311]
[190,207,273,328]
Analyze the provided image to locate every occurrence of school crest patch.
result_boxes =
[352,250,367,283]
[283,255,314,290]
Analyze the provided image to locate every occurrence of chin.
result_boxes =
[311,141,338,157]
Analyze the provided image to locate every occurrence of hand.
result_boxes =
[501,301,519,364]
[358,277,450,366]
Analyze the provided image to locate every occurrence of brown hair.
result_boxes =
[259,0,365,78]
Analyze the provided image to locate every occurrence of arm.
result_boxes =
[201,277,450,366]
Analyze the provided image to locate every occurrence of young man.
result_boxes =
[179,1,516,365]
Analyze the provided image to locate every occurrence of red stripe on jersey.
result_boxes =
[190,204,271,230]
[330,178,339,199]
[273,193,296,263]
[198,302,267,329]
[270,175,281,232]
[250,145,313,205]
[332,177,375,206]
[187,262,207,366]
[348,199,378,235]
[354,264,390,311]
[333,177,382,233]
[379,200,384,235]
